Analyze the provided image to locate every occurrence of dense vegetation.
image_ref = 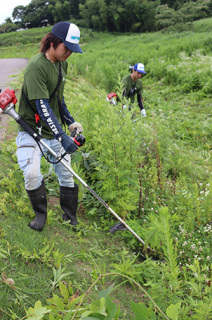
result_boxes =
[0,0,212,33]
[0,17,212,319]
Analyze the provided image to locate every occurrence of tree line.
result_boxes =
[1,0,212,34]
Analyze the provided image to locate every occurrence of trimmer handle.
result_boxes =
[71,128,85,147]
[73,134,85,147]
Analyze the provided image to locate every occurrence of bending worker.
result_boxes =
[121,63,147,117]
[16,21,83,231]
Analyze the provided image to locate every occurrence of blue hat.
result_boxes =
[52,21,83,53]
[134,63,146,74]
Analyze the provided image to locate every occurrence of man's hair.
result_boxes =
[40,32,63,53]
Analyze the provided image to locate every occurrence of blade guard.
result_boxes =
[0,89,17,113]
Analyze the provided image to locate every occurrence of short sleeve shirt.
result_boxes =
[18,52,68,139]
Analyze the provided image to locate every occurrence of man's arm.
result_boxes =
[35,99,78,153]
[60,98,83,136]
[137,94,147,117]
[60,98,75,126]
[35,98,64,139]
[137,94,144,110]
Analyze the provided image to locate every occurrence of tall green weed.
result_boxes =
[0,19,212,319]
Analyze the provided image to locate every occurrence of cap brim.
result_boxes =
[138,70,146,74]
[64,40,83,53]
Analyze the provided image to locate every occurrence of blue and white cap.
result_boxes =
[133,63,146,74]
[52,21,83,53]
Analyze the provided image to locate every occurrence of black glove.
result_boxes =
[60,133,78,154]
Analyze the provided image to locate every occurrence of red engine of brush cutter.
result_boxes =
[0,89,17,112]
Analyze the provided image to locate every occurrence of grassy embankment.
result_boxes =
[0,18,211,319]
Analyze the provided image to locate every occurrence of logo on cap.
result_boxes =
[71,36,80,41]
[66,24,80,44]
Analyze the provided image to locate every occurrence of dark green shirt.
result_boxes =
[18,52,67,139]
[121,74,143,104]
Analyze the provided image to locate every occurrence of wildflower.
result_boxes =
[204,225,211,232]
[199,247,203,252]
[207,256,210,261]
[182,241,187,246]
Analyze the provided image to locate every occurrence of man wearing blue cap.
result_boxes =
[121,63,147,117]
[16,21,83,231]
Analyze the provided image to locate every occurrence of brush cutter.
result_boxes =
[0,88,154,252]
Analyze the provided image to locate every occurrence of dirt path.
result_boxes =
[0,58,28,141]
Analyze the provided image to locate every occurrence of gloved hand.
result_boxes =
[69,122,83,137]
[60,133,78,154]
[141,109,147,117]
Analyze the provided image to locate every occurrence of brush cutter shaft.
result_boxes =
[1,101,153,250]
[86,185,146,245]
[3,104,42,142]
[22,133,146,246]
[38,138,153,250]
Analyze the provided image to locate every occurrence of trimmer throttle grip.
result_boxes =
[73,134,85,147]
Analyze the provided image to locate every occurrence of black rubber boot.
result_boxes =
[60,183,79,225]
[26,180,47,231]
